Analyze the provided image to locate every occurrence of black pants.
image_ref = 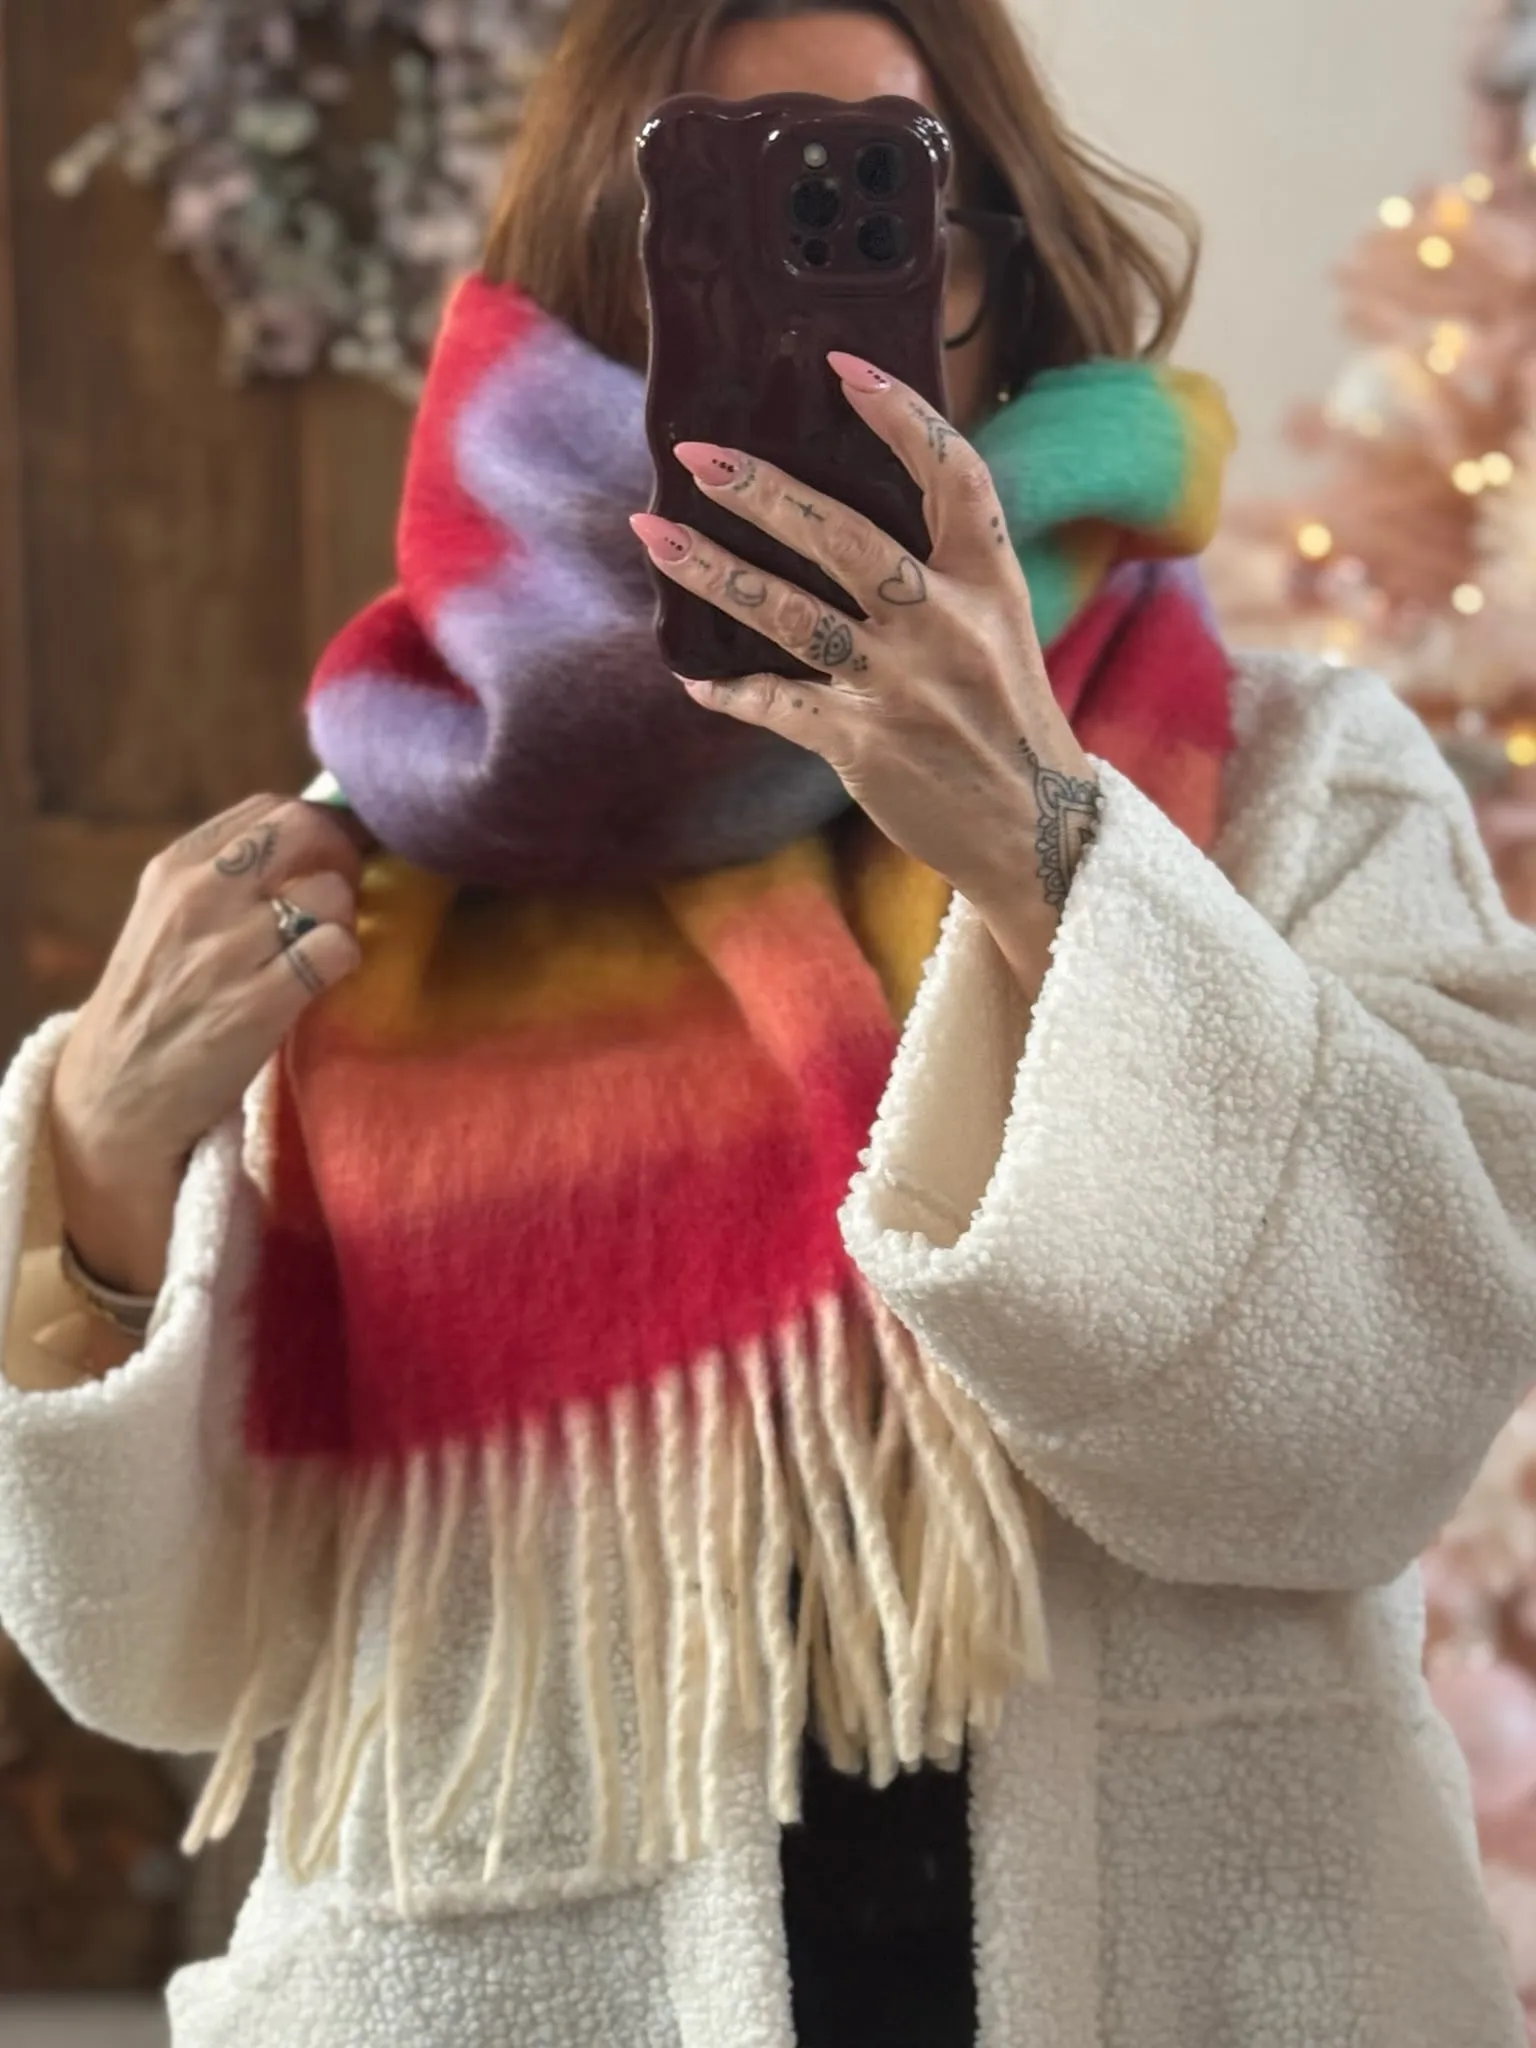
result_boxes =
[780,1744,977,2048]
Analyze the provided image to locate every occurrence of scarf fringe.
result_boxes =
[184,1301,1049,1904]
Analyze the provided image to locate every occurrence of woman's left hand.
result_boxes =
[630,351,1102,992]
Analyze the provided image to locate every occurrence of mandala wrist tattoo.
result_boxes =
[1019,738,1102,911]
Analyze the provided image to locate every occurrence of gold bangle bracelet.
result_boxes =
[59,1237,159,1342]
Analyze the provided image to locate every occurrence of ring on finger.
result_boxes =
[270,896,320,952]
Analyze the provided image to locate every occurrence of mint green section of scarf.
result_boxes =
[974,358,1228,647]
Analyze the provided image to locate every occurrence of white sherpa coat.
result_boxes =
[0,653,1533,2047]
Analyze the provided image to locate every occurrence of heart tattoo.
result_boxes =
[878,554,929,607]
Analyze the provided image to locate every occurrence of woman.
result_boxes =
[1,2,1533,2043]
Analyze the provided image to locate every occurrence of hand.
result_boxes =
[629,351,1102,995]
[49,796,365,1297]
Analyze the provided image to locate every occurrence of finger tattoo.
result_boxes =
[785,494,826,523]
[725,567,769,608]
[182,809,257,861]
[215,823,279,880]
[878,554,928,606]
[282,946,325,998]
[727,460,759,494]
[909,402,963,465]
[1019,738,1102,911]
[809,615,856,668]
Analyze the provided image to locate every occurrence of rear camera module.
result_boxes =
[790,177,842,231]
[856,213,908,266]
[856,142,905,200]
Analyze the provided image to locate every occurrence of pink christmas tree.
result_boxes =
[1209,0,1536,919]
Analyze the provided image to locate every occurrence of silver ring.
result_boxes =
[271,896,320,951]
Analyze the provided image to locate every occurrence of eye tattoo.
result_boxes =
[809,615,855,668]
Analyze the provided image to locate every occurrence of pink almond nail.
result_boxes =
[828,351,892,393]
[674,442,748,486]
[629,513,694,562]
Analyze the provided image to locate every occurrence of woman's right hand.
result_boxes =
[48,796,366,1300]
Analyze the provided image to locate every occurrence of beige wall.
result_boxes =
[1011,0,1470,493]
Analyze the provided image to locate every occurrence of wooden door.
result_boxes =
[0,0,409,1055]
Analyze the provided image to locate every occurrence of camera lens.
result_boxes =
[856,142,905,200]
[856,213,908,266]
[790,178,842,231]
[802,238,833,268]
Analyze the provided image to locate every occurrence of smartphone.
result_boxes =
[638,93,952,683]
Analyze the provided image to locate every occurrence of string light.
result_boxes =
[1433,190,1472,231]
[1483,451,1516,487]
[1426,321,1468,374]
[1452,583,1486,615]
[1453,460,1488,494]
[1379,195,1415,228]
[1508,731,1536,768]
[1528,142,1536,171]
[1463,172,1494,203]
[1297,523,1334,562]
[1418,235,1456,270]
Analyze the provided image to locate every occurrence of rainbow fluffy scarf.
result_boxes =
[188,277,1236,1903]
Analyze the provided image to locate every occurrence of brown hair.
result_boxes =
[484,0,1198,393]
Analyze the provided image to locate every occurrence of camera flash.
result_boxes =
[803,143,829,168]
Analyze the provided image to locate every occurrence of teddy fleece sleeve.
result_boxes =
[0,1018,318,1752]
[842,662,1536,1593]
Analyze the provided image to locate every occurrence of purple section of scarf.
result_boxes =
[311,316,845,890]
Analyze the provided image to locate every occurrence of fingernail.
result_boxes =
[629,513,694,562]
[674,442,749,486]
[828,352,892,393]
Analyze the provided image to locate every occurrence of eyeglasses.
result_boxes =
[943,207,1031,352]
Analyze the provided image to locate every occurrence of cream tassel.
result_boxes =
[291,1462,395,1879]
[694,1354,737,1850]
[813,1297,921,1769]
[655,1372,706,1859]
[611,1386,668,1866]
[424,1436,517,1839]
[190,1293,1049,1891]
[923,1357,1050,1687]
[728,1392,764,1736]
[931,1543,969,1758]
[310,1465,392,1804]
[183,1465,279,1854]
[275,1610,338,1875]
[565,1405,623,1870]
[383,1454,435,1909]
[483,1416,549,1885]
[781,1319,895,1786]
[872,1302,1002,1646]
[742,1339,803,1825]
[185,1461,335,1859]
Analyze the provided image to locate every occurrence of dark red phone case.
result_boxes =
[638,93,952,682]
